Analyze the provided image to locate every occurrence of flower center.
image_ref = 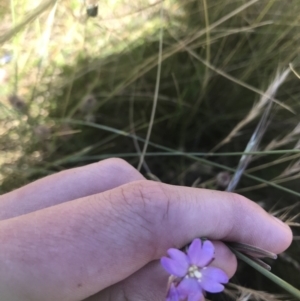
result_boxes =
[187,265,202,279]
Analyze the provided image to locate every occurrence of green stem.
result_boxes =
[231,249,300,300]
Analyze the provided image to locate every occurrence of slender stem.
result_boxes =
[63,119,300,198]
[137,4,164,171]
[231,249,300,300]
[202,0,210,89]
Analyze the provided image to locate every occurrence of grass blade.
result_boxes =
[231,249,300,300]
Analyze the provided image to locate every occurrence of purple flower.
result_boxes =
[166,283,180,301]
[161,239,229,301]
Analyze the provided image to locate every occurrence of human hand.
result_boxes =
[0,158,292,301]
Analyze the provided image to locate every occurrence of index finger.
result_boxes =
[0,180,292,301]
[113,180,292,255]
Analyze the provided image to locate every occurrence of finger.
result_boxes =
[0,158,144,220]
[0,181,292,301]
[211,241,237,278]
[84,261,169,301]
[84,242,237,301]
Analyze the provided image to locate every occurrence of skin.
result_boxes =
[0,158,292,301]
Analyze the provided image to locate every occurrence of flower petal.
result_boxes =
[202,267,229,283]
[177,278,203,299]
[200,280,225,293]
[200,267,228,293]
[187,239,202,263]
[187,292,204,301]
[166,283,180,301]
[188,239,215,267]
[161,257,187,277]
[168,248,189,267]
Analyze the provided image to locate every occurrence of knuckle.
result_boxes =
[101,157,129,167]
[224,192,256,238]
[126,180,171,214]
[115,181,172,257]
[228,192,248,211]
[230,192,257,214]
[99,158,144,181]
[98,158,131,172]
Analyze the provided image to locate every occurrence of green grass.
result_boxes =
[1,0,300,299]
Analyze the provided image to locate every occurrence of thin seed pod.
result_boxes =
[227,242,277,259]
[246,255,272,271]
